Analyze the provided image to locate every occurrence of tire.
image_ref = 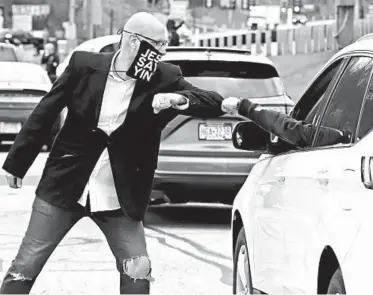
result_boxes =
[233,227,253,295]
[327,268,346,294]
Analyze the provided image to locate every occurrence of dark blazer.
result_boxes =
[3,51,224,221]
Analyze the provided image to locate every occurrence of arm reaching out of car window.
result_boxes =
[222,97,352,148]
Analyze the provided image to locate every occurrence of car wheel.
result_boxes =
[233,227,253,295]
[327,268,346,294]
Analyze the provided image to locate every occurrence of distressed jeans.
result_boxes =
[0,197,152,294]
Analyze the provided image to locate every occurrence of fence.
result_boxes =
[193,17,373,57]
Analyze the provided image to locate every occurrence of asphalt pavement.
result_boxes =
[0,151,233,294]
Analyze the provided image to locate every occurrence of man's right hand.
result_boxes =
[5,172,22,189]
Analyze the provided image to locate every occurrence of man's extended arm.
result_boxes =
[2,52,77,179]
[156,69,224,129]
[237,99,351,148]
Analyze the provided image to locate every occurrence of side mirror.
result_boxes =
[232,121,270,151]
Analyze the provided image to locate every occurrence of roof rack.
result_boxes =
[166,46,251,55]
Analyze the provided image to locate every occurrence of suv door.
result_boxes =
[252,57,347,294]
[339,71,373,294]
[274,56,373,293]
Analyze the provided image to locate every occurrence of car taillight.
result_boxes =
[260,106,286,113]
[260,105,294,115]
[0,90,46,103]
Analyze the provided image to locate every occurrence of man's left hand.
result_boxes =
[152,93,188,114]
[222,97,242,115]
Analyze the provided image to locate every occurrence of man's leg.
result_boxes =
[91,210,152,294]
[0,197,84,294]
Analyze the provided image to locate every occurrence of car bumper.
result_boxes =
[153,172,248,187]
[0,109,61,142]
[152,154,260,202]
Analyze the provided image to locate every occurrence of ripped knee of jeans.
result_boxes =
[8,272,33,281]
[123,255,154,283]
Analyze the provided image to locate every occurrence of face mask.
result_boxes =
[126,40,162,82]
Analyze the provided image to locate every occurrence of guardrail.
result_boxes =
[193,17,373,57]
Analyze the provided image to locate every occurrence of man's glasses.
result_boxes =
[117,29,168,49]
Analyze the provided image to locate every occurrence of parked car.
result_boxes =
[0,29,44,50]
[231,34,373,294]
[56,37,294,204]
[247,16,268,31]
[0,62,63,149]
[0,42,20,62]
[292,14,308,25]
[154,47,293,204]
[56,35,120,77]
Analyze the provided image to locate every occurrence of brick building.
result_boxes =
[0,0,69,32]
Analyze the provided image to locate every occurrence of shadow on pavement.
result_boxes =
[145,204,232,227]
[144,204,234,286]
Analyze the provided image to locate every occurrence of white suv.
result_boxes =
[56,35,120,77]
[231,34,373,294]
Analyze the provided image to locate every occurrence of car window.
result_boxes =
[100,43,119,53]
[0,46,17,62]
[357,79,373,140]
[293,58,345,124]
[167,60,284,98]
[314,56,373,147]
[265,58,346,153]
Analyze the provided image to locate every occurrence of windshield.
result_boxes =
[0,46,17,62]
[168,60,284,98]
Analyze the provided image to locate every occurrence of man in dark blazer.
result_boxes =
[0,12,224,294]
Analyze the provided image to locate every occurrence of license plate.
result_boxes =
[0,122,22,134]
[198,123,232,141]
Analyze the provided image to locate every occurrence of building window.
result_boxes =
[220,0,236,9]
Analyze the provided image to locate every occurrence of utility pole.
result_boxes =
[193,5,196,33]
[69,0,75,25]
[109,9,114,35]
[189,1,196,34]
[335,0,355,49]
[67,0,77,39]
